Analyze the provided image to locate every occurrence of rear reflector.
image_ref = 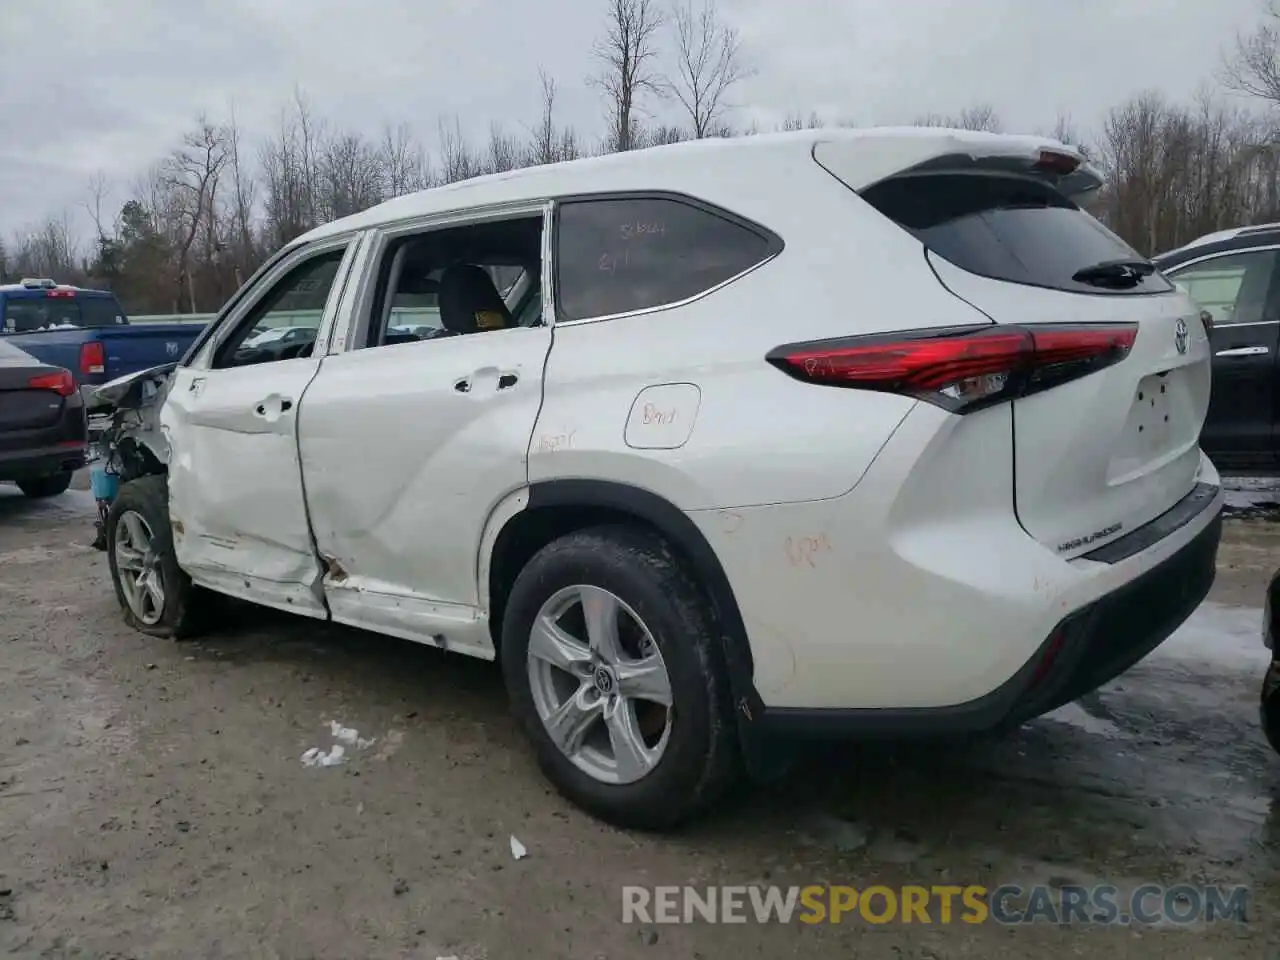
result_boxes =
[80,341,105,376]
[766,323,1139,414]
[28,368,76,397]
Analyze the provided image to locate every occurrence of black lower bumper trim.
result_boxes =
[1082,481,1219,564]
[754,503,1222,740]
[0,448,87,482]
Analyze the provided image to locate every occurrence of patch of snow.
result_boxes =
[301,744,345,767]
[510,835,527,860]
[1043,701,1126,738]
[329,721,359,745]
[1153,601,1269,673]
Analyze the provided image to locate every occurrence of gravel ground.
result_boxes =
[1,481,1278,959]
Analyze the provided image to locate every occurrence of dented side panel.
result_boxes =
[161,236,362,617]
[163,360,330,617]
[298,325,552,650]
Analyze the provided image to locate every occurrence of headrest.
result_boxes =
[437,264,512,334]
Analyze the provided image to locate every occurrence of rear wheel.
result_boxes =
[17,472,72,499]
[501,525,741,830]
[106,475,217,639]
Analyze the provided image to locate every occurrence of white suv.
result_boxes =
[100,128,1223,830]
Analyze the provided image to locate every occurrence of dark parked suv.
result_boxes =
[0,340,87,498]
[1155,223,1280,470]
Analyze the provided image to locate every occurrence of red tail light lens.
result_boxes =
[28,368,76,397]
[80,341,105,376]
[1034,150,1081,175]
[766,323,1139,414]
[46,289,76,298]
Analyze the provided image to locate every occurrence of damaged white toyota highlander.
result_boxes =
[92,128,1224,830]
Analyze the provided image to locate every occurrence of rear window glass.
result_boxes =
[2,294,127,332]
[555,196,780,321]
[860,174,1173,295]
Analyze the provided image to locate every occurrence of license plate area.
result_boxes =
[1108,369,1200,482]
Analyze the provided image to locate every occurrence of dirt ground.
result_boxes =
[1,481,1279,959]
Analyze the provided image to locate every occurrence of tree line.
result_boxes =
[7,0,1280,315]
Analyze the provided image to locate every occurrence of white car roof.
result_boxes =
[291,127,1092,247]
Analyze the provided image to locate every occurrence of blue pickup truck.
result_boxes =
[0,278,205,398]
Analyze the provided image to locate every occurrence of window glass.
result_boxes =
[861,174,1173,295]
[364,215,544,348]
[215,248,346,368]
[1168,250,1279,327]
[555,196,778,321]
[3,294,126,332]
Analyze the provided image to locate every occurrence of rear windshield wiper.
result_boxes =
[1072,258,1155,288]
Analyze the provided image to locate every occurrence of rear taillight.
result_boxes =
[1034,150,1081,176]
[766,323,1139,414]
[80,341,105,376]
[28,369,76,397]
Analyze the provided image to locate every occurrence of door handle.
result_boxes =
[1215,346,1270,357]
[253,396,294,417]
[498,373,519,390]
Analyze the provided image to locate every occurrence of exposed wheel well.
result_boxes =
[487,504,652,652]
[484,479,763,726]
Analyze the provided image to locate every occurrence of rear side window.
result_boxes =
[554,195,780,321]
[3,294,126,332]
[860,174,1173,296]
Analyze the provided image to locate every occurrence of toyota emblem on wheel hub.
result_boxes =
[593,665,616,695]
[1174,318,1188,355]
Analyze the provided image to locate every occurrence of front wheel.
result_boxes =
[17,471,72,498]
[501,525,741,830]
[106,475,216,639]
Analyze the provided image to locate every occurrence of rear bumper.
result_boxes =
[0,396,89,481]
[0,445,87,481]
[753,484,1222,739]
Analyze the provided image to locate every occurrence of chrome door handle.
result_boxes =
[1215,346,1270,357]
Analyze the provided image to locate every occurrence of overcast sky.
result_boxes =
[0,0,1268,242]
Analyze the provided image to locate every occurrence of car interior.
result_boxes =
[366,215,545,349]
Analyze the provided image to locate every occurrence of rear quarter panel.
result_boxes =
[530,154,991,510]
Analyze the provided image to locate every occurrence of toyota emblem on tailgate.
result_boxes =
[1174,318,1188,355]
[165,341,179,357]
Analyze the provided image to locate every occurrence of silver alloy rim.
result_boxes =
[526,584,673,785]
[113,510,165,626]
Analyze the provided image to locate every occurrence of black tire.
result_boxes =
[501,524,742,830]
[1262,662,1280,755]
[17,471,72,498]
[105,475,218,639]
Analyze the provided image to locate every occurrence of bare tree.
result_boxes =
[913,104,1002,132]
[318,131,384,220]
[781,110,824,131]
[484,122,522,174]
[162,117,229,312]
[8,213,79,280]
[594,0,665,151]
[380,122,431,197]
[437,116,482,183]
[666,0,750,138]
[83,172,113,241]
[225,107,258,287]
[1224,0,1280,105]
[526,71,582,165]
